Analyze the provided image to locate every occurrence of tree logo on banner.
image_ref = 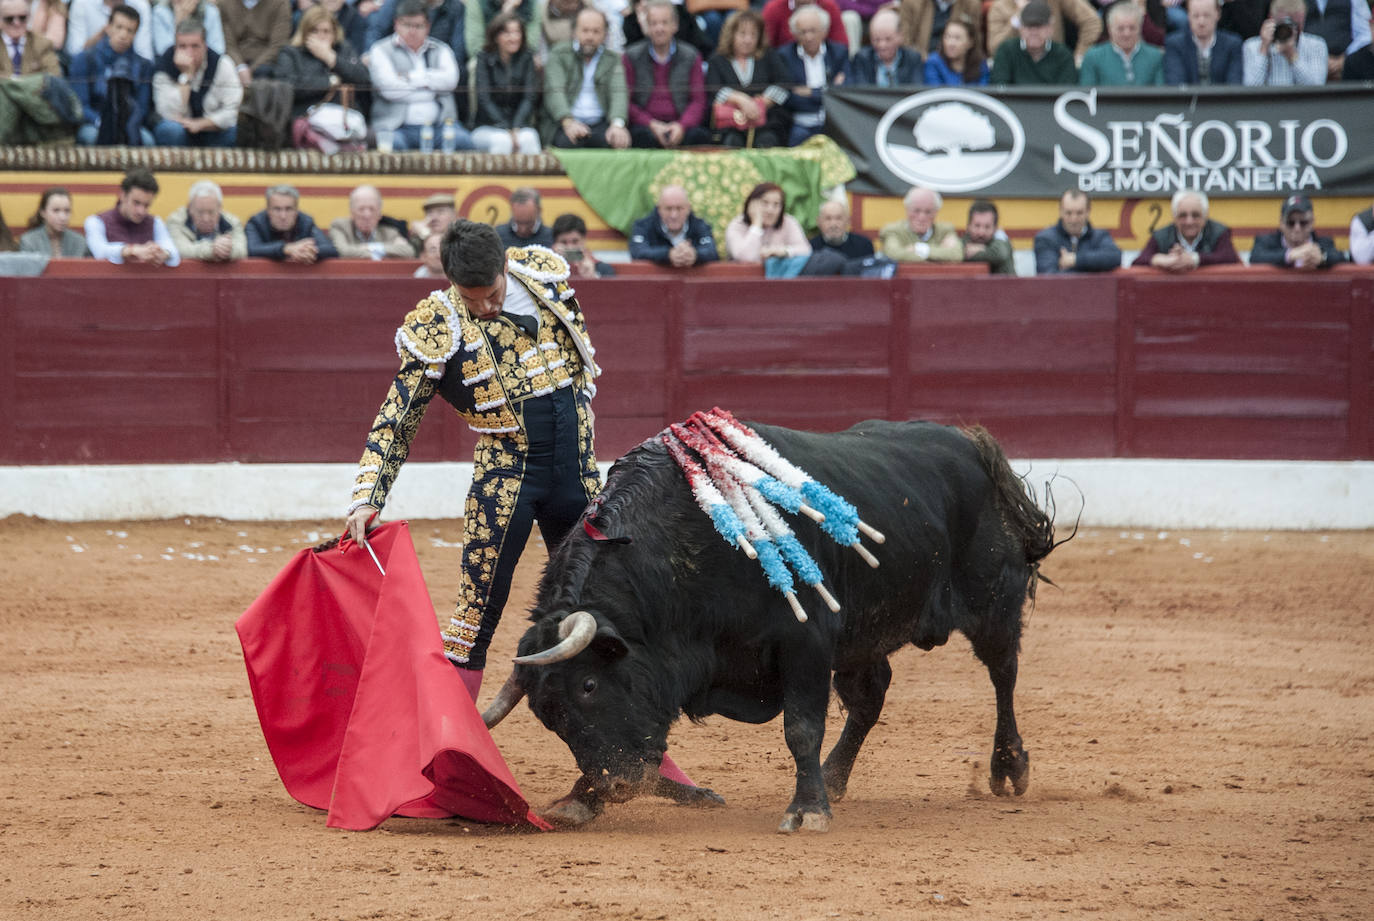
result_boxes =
[874,89,1026,193]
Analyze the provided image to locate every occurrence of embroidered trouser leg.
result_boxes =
[443,388,599,669]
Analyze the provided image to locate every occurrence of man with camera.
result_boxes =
[1241,0,1329,84]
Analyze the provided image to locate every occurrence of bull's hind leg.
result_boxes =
[821,659,892,801]
[967,605,1030,796]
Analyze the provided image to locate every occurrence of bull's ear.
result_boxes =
[590,624,629,662]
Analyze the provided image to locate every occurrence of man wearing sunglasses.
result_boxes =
[0,0,58,76]
[1249,194,1349,270]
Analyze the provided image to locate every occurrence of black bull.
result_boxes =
[483,420,1057,832]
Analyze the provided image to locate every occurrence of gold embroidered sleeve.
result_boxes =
[348,356,438,515]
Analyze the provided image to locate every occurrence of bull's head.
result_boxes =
[485,610,670,802]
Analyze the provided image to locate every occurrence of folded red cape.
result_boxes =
[235,521,549,831]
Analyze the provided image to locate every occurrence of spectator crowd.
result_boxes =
[4,166,1367,273]
[0,0,1366,150]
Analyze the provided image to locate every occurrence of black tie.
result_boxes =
[505,312,538,339]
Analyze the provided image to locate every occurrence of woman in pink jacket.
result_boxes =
[724,182,812,262]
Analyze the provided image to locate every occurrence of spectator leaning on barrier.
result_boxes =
[472,11,543,155]
[989,0,1078,84]
[151,0,225,56]
[1033,189,1122,273]
[66,0,153,59]
[627,183,720,267]
[724,181,811,263]
[220,0,291,84]
[85,167,181,267]
[1242,0,1329,84]
[848,7,924,86]
[544,7,630,149]
[962,199,1016,275]
[897,0,982,57]
[1079,0,1164,84]
[0,0,61,75]
[1249,194,1349,270]
[246,184,339,263]
[166,179,247,262]
[330,185,415,259]
[497,186,555,248]
[152,17,243,146]
[623,0,710,149]
[1131,190,1239,271]
[923,14,990,85]
[1164,0,1244,84]
[70,3,155,145]
[551,212,617,277]
[880,185,962,263]
[808,197,874,259]
[1299,0,1372,81]
[986,0,1101,66]
[19,187,90,258]
[368,0,466,151]
[777,4,848,146]
[1350,201,1374,265]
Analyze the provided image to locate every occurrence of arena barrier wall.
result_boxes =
[2,264,1371,526]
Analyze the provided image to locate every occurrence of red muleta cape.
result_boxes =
[235,521,550,831]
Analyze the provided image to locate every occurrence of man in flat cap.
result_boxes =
[410,191,458,249]
[989,0,1079,84]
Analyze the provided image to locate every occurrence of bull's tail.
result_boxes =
[962,426,1057,597]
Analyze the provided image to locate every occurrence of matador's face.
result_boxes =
[456,263,509,320]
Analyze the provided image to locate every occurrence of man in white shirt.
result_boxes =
[84,167,180,267]
[1242,0,1329,83]
[367,0,461,151]
[1346,202,1373,265]
[151,19,242,146]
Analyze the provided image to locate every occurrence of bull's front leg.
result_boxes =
[777,653,834,833]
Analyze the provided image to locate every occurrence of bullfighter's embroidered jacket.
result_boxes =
[348,245,600,517]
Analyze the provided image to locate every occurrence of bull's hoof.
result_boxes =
[539,792,605,828]
[989,748,1030,797]
[777,809,831,834]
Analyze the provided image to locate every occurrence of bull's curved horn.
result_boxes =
[512,609,597,667]
[481,671,526,729]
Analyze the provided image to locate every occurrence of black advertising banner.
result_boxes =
[826,85,1374,198]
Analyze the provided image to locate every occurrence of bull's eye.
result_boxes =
[582,677,597,695]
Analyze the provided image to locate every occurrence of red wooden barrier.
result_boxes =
[2,268,1370,464]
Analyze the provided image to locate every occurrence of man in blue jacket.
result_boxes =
[69,4,154,145]
[627,185,719,267]
[245,185,339,263]
[1033,190,1122,274]
[777,5,848,145]
[1164,0,1245,84]
[848,8,923,86]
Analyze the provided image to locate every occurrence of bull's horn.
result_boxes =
[481,672,525,729]
[512,609,597,667]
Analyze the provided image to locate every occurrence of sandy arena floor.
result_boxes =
[1,515,1371,920]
